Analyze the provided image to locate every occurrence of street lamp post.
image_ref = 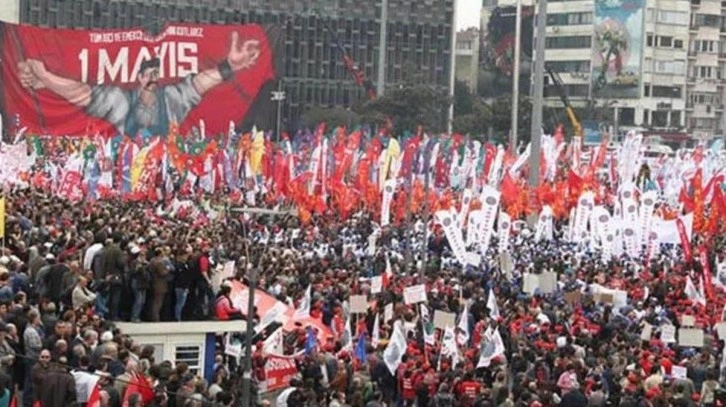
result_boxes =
[271,81,286,143]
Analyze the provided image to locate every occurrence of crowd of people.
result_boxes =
[1,154,726,407]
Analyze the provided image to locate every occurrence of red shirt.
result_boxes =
[215,295,240,320]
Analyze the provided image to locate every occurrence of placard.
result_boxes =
[671,365,687,379]
[680,315,695,327]
[523,274,537,294]
[433,310,456,330]
[564,291,582,305]
[595,293,614,304]
[499,252,513,274]
[715,322,726,339]
[538,272,557,294]
[403,284,427,305]
[678,328,704,347]
[661,325,676,343]
[370,276,383,295]
[640,323,652,341]
[384,303,394,323]
[350,295,369,314]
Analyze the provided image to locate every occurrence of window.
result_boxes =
[660,36,673,47]
[652,86,681,97]
[174,345,202,375]
[654,60,685,75]
[695,14,721,28]
[546,12,592,25]
[674,39,684,49]
[546,60,590,73]
[619,108,636,126]
[647,35,654,46]
[545,36,591,49]
[657,10,688,25]
[644,84,651,96]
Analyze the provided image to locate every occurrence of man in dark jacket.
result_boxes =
[39,361,76,407]
[100,233,127,321]
[559,383,588,407]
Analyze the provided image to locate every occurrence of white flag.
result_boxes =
[440,327,461,370]
[372,314,380,348]
[487,288,500,320]
[263,328,284,355]
[294,285,312,319]
[383,321,407,375]
[477,326,505,368]
[457,302,470,346]
[685,276,706,306]
[420,304,435,346]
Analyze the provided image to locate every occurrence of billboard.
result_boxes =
[479,6,534,99]
[0,22,280,137]
[591,0,645,99]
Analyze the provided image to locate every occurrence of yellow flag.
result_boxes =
[0,197,5,239]
[130,146,150,190]
[249,131,265,176]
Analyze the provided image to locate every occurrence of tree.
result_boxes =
[355,80,450,135]
[453,99,492,140]
[300,106,360,129]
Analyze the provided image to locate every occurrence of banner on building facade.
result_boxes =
[591,0,645,99]
[0,22,280,137]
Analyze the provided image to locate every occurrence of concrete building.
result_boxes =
[539,0,691,143]
[7,0,455,131]
[456,28,481,93]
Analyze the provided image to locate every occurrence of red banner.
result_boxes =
[676,217,692,262]
[699,246,715,300]
[1,22,279,137]
[261,354,298,393]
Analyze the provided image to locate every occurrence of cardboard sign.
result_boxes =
[499,252,513,274]
[661,325,676,343]
[564,291,582,305]
[678,328,704,347]
[433,310,457,330]
[680,315,695,327]
[715,322,726,340]
[403,285,427,305]
[370,276,383,295]
[350,295,369,314]
[641,323,653,341]
[538,272,557,294]
[384,303,394,323]
[595,293,614,304]
[523,274,538,294]
[671,365,687,379]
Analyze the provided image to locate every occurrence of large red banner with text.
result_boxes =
[0,22,279,137]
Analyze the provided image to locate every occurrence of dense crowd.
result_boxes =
[1,177,726,407]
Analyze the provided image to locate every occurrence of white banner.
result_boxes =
[466,210,484,247]
[437,209,476,265]
[479,186,501,253]
[534,205,554,242]
[459,189,473,230]
[573,191,595,243]
[639,190,658,246]
[488,146,504,185]
[380,179,396,226]
[497,212,511,253]
[622,198,640,256]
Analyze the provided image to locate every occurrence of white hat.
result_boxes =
[100,331,113,342]
[130,245,141,255]
[0,257,8,266]
[44,253,55,261]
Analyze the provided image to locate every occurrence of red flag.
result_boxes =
[676,217,692,262]
[122,372,155,405]
[699,246,715,300]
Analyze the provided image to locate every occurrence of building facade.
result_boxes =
[456,28,481,93]
[9,0,454,131]
[482,0,718,142]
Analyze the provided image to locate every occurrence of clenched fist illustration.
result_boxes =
[18,59,48,90]
[227,31,261,71]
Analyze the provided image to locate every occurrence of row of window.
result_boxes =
[546,12,593,26]
[645,35,685,49]
[644,59,686,75]
[689,92,722,105]
[545,36,591,49]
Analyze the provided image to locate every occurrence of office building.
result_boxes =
[9,0,455,131]
[456,28,481,93]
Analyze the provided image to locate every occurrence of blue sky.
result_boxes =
[457,0,482,30]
